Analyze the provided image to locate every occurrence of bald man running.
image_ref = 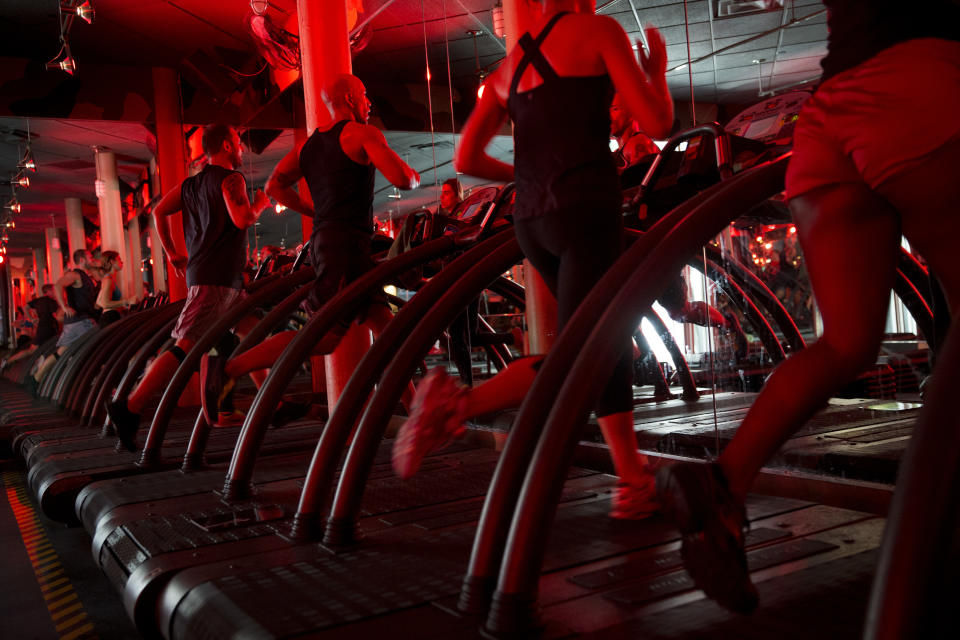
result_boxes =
[203,74,420,421]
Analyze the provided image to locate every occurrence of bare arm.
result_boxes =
[54,270,80,317]
[599,19,673,140]
[265,145,315,217]
[222,173,270,229]
[454,72,514,182]
[151,183,188,277]
[96,275,125,310]
[360,127,420,190]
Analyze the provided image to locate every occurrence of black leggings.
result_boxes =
[514,206,633,417]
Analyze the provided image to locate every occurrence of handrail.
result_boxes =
[643,308,699,400]
[85,304,182,427]
[704,244,805,353]
[221,183,517,499]
[280,230,517,540]
[457,168,746,615]
[220,233,462,500]
[321,233,523,546]
[483,155,790,634]
[40,319,112,402]
[180,281,313,470]
[101,302,185,433]
[77,306,170,422]
[635,122,734,208]
[60,313,143,412]
[137,268,315,466]
[701,257,786,362]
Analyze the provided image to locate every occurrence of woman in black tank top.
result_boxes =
[392,1,673,521]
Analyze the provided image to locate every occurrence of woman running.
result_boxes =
[393,0,673,520]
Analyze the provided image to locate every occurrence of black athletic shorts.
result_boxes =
[514,203,633,417]
[304,226,388,321]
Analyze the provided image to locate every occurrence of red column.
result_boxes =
[504,0,557,354]
[298,0,368,406]
[293,117,313,243]
[152,67,189,301]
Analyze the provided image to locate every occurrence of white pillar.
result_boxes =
[94,148,127,287]
[126,214,144,301]
[32,247,46,288]
[44,228,64,282]
[64,197,86,259]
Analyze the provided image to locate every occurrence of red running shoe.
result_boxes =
[609,473,659,520]
[656,461,758,614]
[392,368,467,479]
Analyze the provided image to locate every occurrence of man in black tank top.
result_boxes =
[209,74,420,421]
[23,249,102,394]
[107,124,272,452]
[1,284,60,372]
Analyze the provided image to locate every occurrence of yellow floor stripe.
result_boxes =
[44,584,74,599]
[55,612,88,633]
[41,577,70,592]
[2,471,99,639]
[51,602,84,621]
[47,592,79,613]
[60,622,95,640]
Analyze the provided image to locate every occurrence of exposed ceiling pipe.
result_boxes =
[668,7,825,73]
[453,0,507,51]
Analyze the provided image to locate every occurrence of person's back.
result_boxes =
[300,122,376,234]
[65,267,97,324]
[29,290,59,341]
[181,164,247,289]
[506,11,618,217]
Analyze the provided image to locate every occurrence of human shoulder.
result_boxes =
[344,120,383,142]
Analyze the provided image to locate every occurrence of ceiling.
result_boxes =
[0,0,828,256]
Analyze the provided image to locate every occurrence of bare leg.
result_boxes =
[719,182,901,500]
[597,410,650,486]
[127,338,196,413]
[463,356,542,417]
[3,343,37,367]
[32,346,67,383]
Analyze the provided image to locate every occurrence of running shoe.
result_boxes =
[656,461,758,614]
[609,473,659,520]
[392,367,467,479]
[200,354,234,427]
[107,398,141,453]
[214,410,246,428]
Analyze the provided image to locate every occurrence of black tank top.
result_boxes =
[65,268,97,323]
[508,12,620,220]
[821,0,960,81]
[180,164,247,289]
[299,121,376,234]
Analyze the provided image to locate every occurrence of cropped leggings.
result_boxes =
[513,203,633,417]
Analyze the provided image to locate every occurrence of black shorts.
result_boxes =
[32,325,57,346]
[514,203,633,417]
[304,226,387,321]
